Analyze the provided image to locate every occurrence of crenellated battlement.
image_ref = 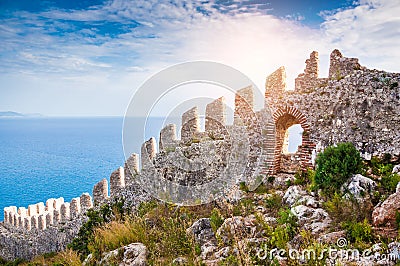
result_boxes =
[3,194,92,231]
[2,49,400,261]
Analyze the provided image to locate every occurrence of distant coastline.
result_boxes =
[0,111,43,118]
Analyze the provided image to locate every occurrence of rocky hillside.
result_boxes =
[2,145,400,265]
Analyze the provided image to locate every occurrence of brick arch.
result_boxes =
[272,106,315,173]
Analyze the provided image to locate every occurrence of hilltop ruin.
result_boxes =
[1,49,400,260]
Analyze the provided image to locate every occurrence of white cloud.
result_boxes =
[321,0,400,72]
[0,0,399,115]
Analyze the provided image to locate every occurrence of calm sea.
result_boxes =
[0,117,301,221]
[0,117,162,221]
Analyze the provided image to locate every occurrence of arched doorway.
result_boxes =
[272,107,314,173]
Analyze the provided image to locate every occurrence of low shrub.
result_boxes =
[68,199,126,260]
[324,192,373,227]
[88,203,198,265]
[210,208,224,233]
[294,168,315,186]
[343,219,374,247]
[313,142,362,195]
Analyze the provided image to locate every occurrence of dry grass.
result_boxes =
[87,203,209,265]
[20,249,81,266]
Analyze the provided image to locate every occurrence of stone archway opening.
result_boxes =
[272,107,314,174]
[283,124,304,154]
[275,114,302,173]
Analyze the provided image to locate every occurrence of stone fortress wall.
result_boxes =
[266,49,400,174]
[1,49,399,260]
[3,195,92,231]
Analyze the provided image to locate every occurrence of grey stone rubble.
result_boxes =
[96,243,147,266]
[1,49,400,261]
[341,174,377,200]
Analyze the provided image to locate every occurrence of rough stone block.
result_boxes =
[205,97,226,135]
[3,207,9,224]
[181,107,200,143]
[8,212,14,226]
[53,209,61,224]
[93,178,109,206]
[46,212,53,227]
[38,214,46,230]
[28,204,36,216]
[17,207,28,217]
[46,198,57,212]
[36,202,45,215]
[265,66,286,97]
[70,197,81,218]
[54,198,65,211]
[60,203,70,222]
[80,193,93,212]
[110,167,125,198]
[329,49,362,80]
[159,124,177,151]
[17,215,25,228]
[124,153,139,184]
[141,137,157,170]
[13,213,18,227]
[234,86,255,126]
[31,215,38,229]
[24,217,31,231]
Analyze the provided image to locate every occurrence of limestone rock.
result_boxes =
[99,243,147,266]
[372,192,400,227]
[271,173,296,189]
[172,256,188,265]
[216,216,257,245]
[291,205,331,234]
[186,218,216,246]
[283,185,319,208]
[341,174,377,200]
[392,165,400,174]
[317,230,346,245]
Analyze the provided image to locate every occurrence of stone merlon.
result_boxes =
[205,97,226,134]
[141,137,157,170]
[93,178,109,206]
[181,107,200,143]
[110,167,126,198]
[159,124,178,151]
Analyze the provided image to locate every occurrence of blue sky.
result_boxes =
[0,0,399,116]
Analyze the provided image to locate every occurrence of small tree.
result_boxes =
[314,142,362,195]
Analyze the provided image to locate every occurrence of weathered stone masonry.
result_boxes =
[266,49,400,174]
[2,49,399,260]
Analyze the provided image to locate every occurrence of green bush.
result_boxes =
[324,192,373,227]
[88,203,197,265]
[344,218,373,246]
[313,142,362,195]
[277,208,298,238]
[294,169,315,186]
[232,198,254,216]
[238,181,249,193]
[381,174,400,194]
[68,199,126,260]
[254,182,268,194]
[0,257,25,266]
[210,208,224,233]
